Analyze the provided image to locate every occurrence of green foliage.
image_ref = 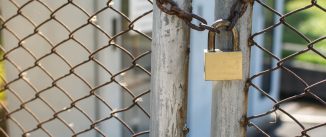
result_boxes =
[284,0,326,65]
[296,52,326,65]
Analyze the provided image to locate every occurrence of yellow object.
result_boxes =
[205,50,242,80]
[204,19,243,81]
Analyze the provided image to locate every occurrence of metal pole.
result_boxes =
[211,0,253,137]
[150,0,191,137]
[270,0,284,101]
[187,1,215,137]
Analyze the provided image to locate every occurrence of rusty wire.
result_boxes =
[0,0,152,137]
[247,0,325,136]
[0,0,325,137]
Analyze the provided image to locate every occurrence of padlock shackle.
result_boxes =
[208,19,239,52]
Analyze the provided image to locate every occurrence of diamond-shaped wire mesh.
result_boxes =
[0,0,152,136]
[0,0,325,137]
[248,0,325,136]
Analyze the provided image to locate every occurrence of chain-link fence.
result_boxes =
[0,0,152,136]
[247,0,325,136]
[0,0,325,137]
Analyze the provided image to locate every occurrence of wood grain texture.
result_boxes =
[211,0,253,137]
[150,0,191,137]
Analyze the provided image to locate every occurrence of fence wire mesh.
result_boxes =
[248,0,325,136]
[0,0,152,137]
[0,0,325,137]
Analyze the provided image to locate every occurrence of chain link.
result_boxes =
[156,0,249,32]
[227,0,249,30]
[247,0,326,136]
[156,0,208,31]
[0,0,152,136]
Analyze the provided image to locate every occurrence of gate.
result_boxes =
[0,0,152,136]
[0,0,325,137]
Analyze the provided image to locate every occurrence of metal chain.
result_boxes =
[156,0,249,32]
[227,0,249,30]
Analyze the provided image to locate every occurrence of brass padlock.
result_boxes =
[204,19,243,80]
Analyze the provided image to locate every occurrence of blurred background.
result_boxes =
[188,0,325,137]
[0,0,325,137]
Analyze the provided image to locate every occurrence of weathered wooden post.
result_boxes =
[150,0,191,137]
[211,0,253,137]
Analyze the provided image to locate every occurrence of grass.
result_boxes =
[284,0,326,65]
[296,52,326,65]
